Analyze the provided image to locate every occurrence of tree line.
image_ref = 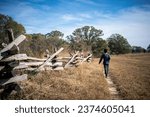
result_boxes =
[0,14,149,57]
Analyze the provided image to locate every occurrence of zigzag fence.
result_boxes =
[0,30,92,99]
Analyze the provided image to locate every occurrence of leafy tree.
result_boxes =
[132,46,146,53]
[45,30,64,39]
[91,38,107,57]
[45,30,65,51]
[147,44,150,52]
[20,31,66,57]
[25,34,32,39]
[31,33,45,39]
[66,35,85,52]
[0,14,25,49]
[107,34,131,54]
[67,26,103,52]
[19,37,54,57]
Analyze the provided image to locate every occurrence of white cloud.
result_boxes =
[79,13,92,18]
[62,14,82,21]
[98,6,150,48]
[61,13,92,21]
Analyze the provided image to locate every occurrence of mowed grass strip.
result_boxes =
[110,53,150,99]
[9,59,111,100]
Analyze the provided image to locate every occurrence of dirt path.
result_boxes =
[105,76,121,99]
[103,71,121,99]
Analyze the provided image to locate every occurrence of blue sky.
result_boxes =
[0,0,150,48]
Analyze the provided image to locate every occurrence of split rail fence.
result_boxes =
[0,31,92,99]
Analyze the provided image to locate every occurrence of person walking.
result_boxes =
[99,49,110,78]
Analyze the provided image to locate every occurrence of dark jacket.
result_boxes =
[99,53,110,65]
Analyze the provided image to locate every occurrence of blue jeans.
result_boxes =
[104,64,109,77]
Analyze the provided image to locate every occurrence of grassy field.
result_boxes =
[110,53,150,99]
[6,53,150,100]
[9,60,111,100]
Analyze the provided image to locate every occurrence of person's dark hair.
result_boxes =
[104,48,108,53]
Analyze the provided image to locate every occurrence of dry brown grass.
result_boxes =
[9,59,111,100]
[110,53,150,99]
[6,53,150,100]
